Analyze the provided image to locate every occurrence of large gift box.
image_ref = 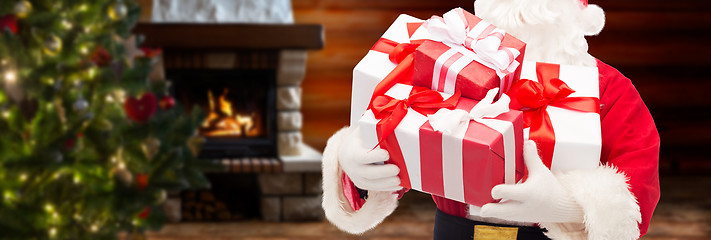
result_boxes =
[359,84,524,207]
[507,61,602,172]
[350,14,428,125]
[411,8,526,101]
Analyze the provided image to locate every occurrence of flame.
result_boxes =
[200,89,259,137]
[219,89,233,116]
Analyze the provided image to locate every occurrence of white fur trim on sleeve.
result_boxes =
[540,165,641,240]
[321,126,399,234]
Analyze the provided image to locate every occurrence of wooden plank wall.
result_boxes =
[294,0,711,174]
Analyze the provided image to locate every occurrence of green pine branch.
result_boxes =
[0,0,211,239]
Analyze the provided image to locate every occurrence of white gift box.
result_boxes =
[517,61,602,172]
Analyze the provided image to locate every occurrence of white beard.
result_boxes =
[474,0,605,67]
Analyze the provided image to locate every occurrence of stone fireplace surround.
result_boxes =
[133,23,324,222]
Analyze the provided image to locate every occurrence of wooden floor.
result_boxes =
[144,175,711,240]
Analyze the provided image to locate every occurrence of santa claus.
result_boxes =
[321,0,660,239]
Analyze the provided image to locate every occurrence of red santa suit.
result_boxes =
[321,59,660,239]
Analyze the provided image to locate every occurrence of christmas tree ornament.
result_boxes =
[90,46,111,67]
[118,35,146,68]
[55,99,67,123]
[136,173,149,190]
[73,97,89,113]
[154,189,167,205]
[141,137,160,161]
[123,92,157,123]
[159,95,175,110]
[50,151,63,163]
[0,15,18,34]
[113,167,133,185]
[114,89,127,102]
[107,1,128,21]
[63,138,76,149]
[14,1,32,18]
[138,206,150,219]
[43,34,63,56]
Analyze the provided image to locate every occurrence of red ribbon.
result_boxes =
[367,38,427,109]
[367,38,460,146]
[507,62,599,168]
[371,86,460,147]
[366,37,439,189]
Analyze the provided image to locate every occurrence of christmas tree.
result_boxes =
[0,0,210,238]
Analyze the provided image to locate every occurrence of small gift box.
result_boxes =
[411,8,526,101]
[359,85,524,207]
[507,61,602,172]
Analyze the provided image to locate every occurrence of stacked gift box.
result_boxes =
[350,8,602,208]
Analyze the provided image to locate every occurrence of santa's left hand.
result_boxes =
[480,140,584,223]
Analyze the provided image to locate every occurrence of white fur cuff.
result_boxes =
[321,127,399,234]
[540,165,641,240]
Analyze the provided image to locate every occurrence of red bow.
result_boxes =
[368,37,460,146]
[368,38,427,108]
[507,62,599,168]
[371,86,460,147]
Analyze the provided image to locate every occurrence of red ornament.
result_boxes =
[140,47,162,58]
[159,95,175,110]
[123,93,157,123]
[90,46,111,67]
[138,206,150,219]
[63,138,76,149]
[0,15,18,34]
[136,173,149,190]
[63,133,83,149]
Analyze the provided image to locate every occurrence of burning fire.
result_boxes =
[200,89,259,137]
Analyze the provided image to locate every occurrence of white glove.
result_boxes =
[338,127,401,192]
[480,140,585,223]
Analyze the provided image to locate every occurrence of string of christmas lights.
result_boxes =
[0,0,210,238]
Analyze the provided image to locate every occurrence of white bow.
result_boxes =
[426,9,518,74]
[428,88,511,134]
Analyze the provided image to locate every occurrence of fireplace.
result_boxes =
[134,23,325,222]
[169,68,277,158]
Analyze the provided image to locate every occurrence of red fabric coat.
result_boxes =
[345,59,661,237]
[432,59,660,237]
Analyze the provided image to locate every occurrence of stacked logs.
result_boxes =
[181,190,243,221]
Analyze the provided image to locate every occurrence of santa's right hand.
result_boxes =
[338,127,401,192]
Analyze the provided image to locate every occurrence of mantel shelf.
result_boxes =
[133,23,324,50]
